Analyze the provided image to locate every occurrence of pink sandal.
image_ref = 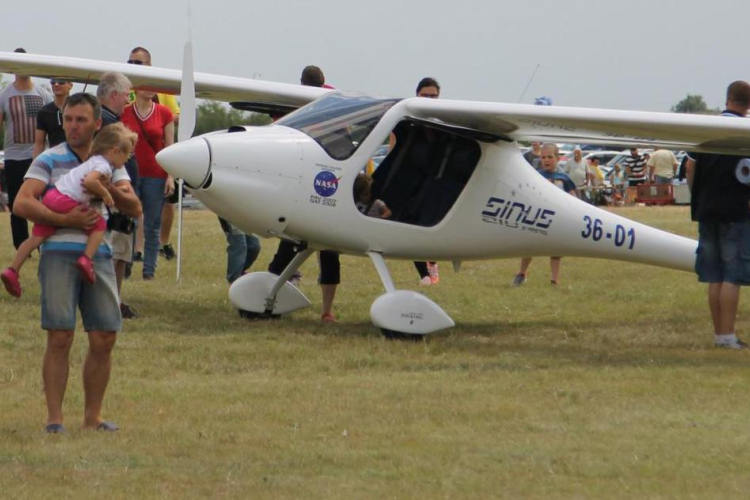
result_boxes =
[1,267,22,297]
[76,255,96,284]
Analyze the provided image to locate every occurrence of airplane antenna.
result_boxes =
[517,63,540,103]
[176,4,197,281]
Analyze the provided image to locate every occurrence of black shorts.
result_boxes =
[317,250,340,285]
[268,241,340,285]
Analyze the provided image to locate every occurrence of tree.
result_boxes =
[671,94,720,115]
[192,101,271,137]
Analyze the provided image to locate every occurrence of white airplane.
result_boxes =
[3,50,750,337]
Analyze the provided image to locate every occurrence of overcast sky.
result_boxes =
[1,0,748,112]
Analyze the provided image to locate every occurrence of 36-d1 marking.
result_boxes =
[581,215,635,249]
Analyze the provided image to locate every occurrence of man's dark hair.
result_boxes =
[64,93,102,121]
[416,77,440,94]
[727,80,750,108]
[130,46,152,62]
[13,47,26,53]
[301,65,325,87]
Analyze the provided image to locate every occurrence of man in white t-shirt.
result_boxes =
[648,148,678,184]
[563,147,587,188]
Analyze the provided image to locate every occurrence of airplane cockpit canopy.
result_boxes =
[276,92,400,161]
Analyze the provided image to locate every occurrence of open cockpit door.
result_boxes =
[369,118,502,227]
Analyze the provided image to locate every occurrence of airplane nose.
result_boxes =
[156,137,211,188]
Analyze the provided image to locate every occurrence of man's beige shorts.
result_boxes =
[111,231,133,263]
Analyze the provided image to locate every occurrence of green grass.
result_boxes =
[2,206,750,499]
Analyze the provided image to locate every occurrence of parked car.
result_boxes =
[371,144,390,169]
[584,150,621,168]
[603,149,655,179]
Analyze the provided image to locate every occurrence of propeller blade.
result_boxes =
[178,40,196,142]
[176,37,195,282]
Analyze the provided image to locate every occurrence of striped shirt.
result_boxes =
[622,153,648,183]
[25,143,130,256]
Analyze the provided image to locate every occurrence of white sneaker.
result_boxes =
[419,276,432,286]
[714,338,749,349]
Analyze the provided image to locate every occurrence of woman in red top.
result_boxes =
[122,90,174,279]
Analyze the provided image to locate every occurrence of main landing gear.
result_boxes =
[229,247,314,317]
[367,252,454,339]
[228,247,455,338]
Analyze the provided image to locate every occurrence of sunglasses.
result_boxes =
[127,59,146,65]
[50,79,68,85]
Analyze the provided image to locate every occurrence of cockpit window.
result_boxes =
[276,92,400,161]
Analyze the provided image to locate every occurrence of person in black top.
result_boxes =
[32,79,73,158]
[267,66,340,322]
[686,80,750,349]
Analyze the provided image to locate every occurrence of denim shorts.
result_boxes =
[696,220,750,285]
[38,251,121,332]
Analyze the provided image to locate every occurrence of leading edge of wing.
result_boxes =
[404,98,750,155]
[0,51,328,107]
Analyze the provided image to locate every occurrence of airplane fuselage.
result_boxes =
[157,93,697,273]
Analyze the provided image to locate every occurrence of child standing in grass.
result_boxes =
[610,163,627,205]
[1,123,137,297]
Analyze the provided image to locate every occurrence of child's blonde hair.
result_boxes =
[90,122,138,158]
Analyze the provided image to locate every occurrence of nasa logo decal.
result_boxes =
[314,171,340,197]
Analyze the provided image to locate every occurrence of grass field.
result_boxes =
[2,206,750,499]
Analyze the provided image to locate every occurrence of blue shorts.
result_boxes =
[695,220,750,285]
[38,251,122,332]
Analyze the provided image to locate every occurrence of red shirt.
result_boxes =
[121,103,174,179]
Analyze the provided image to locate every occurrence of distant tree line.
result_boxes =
[670,94,720,115]
[190,101,271,137]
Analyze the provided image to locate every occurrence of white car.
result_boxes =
[371,144,390,168]
[584,150,621,169]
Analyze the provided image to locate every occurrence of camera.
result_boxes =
[107,211,135,235]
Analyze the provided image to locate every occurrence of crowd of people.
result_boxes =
[515,82,750,352]
[0,47,443,433]
[561,147,680,204]
[0,45,265,434]
[2,42,749,435]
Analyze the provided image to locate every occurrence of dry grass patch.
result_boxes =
[2,206,750,499]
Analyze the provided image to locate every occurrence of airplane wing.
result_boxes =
[5,51,750,155]
[404,98,750,155]
[0,51,328,109]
